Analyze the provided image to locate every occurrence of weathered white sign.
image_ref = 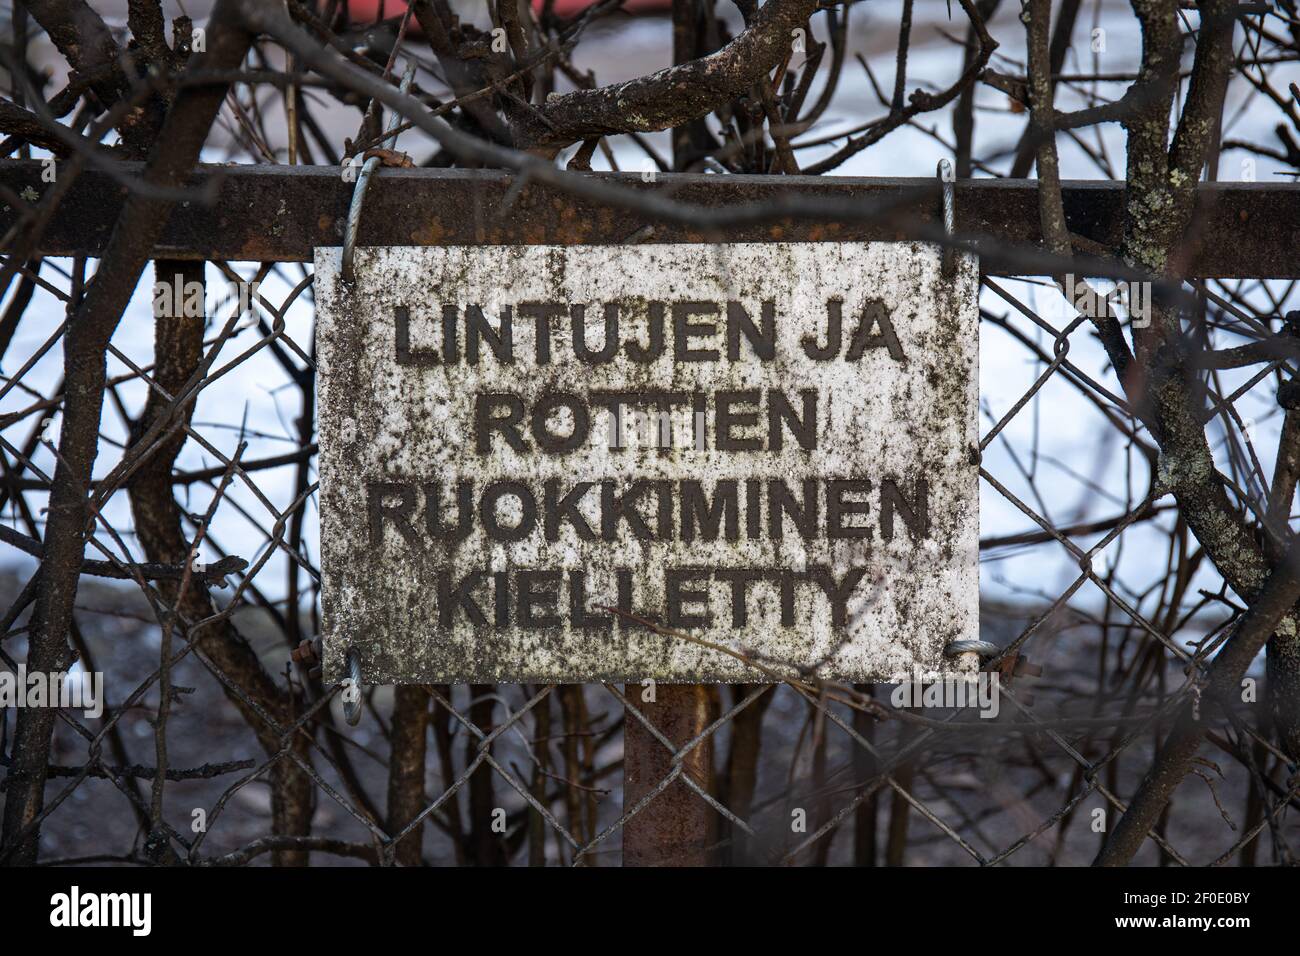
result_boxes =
[315,242,978,683]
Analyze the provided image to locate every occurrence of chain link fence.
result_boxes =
[2,252,1294,866]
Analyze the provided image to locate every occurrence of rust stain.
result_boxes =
[410,219,447,245]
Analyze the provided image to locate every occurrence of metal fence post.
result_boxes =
[623,683,716,866]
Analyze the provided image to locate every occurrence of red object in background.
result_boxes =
[347,1,670,23]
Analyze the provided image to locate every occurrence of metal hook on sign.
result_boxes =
[341,60,417,285]
[943,638,999,673]
[342,647,363,726]
[936,159,955,278]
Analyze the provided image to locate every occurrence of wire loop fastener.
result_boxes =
[943,640,1000,659]
[343,648,363,727]
[937,158,956,278]
[341,61,417,284]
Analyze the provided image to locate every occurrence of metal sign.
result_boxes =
[315,242,979,683]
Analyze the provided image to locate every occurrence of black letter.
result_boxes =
[679,480,739,542]
[518,570,562,627]
[809,566,867,626]
[880,478,929,541]
[767,479,818,541]
[395,306,437,365]
[802,299,842,360]
[368,482,419,548]
[572,303,619,363]
[827,479,872,539]
[481,480,538,542]
[625,302,665,362]
[544,480,597,541]
[666,569,712,628]
[466,305,513,364]
[438,569,487,625]
[518,302,563,364]
[716,390,762,451]
[768,389,817,451]
[569,571,612,629]
[726,300,775,360]
[531,391,590,454]
[441,303,460,363]
[601,481,655,540]
[846,299,906,361]
[673,302,720,361]
[475,393,528,453]
[716,569,762,627]
[424,479,474,543]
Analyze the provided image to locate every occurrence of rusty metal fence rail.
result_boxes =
[2,167,1297,865]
